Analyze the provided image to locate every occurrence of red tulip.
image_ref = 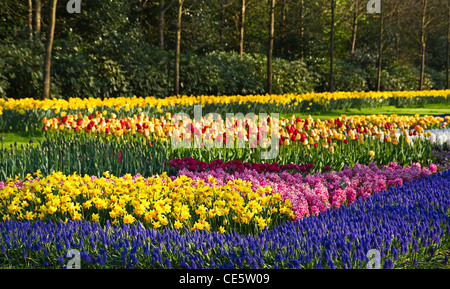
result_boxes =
[300,134,307,142]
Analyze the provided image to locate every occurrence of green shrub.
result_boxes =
[0,36,43,99]
[316,59,369,92]
[367,62,435,91]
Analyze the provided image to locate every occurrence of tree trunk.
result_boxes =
[34,0,41,42]
[329,0,335,93]
[42,0,57,100]
[174,0,183,96]
[350,0,358,54]
[419,0,427,91]
[239,0,246,56]
[267,0,275,95]
[377,7,383,91]
[446,1,449,89]
[395,0,401,58]
[219,0,225,50]
[28,0,33,40]
[299,0,304,61]
[158,0,165,50]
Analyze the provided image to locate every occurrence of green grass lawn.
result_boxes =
[281,102,450,120]
[0,131,44,152]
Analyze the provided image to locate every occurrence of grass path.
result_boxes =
[281,102,450,120]
[0,131,44,152]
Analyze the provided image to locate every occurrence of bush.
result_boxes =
[272,58,318,94]
[206,51,266,96]
[367,62,434,91]
[123,48,171,98]
[0,72,9,100]
[179,51,225,96]
[316,59,369,92]
[206,51,316,96]
[0,36,43,99]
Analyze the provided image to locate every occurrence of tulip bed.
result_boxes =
[0,90,448,132]
[0,91,449,269]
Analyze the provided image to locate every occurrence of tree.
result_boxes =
[174,0,184,96]
[350,0,365,54]
[266,0,275,94]
[28,0,33,40]
[418,0,429,90]
[299,0,305,60]
[329,0,335,92]
[239,0,246,56]
[447,0,450,89]
[404,0,438,90]
[42,0,57,99]
[376,1,384,91]
[34,0,42,42]
[158,0,176,50]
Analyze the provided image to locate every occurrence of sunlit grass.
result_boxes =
[281,102,450,120]
[0,131,44,152]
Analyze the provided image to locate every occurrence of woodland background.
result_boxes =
[0,0,449,100]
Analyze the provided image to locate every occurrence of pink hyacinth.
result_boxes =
[175,161,438,221]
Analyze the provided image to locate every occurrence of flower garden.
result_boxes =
[0,90,450,269]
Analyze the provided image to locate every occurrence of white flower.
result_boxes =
[429,134,436,143]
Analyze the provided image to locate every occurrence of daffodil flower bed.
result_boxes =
[0,171,294,235]
[0,170,449,269]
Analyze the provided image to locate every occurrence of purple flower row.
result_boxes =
[169,157,315,173]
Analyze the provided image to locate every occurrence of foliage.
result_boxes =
[0,33,44,99]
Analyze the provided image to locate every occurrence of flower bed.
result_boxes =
[0,171,294,235]
[171,159,437,220]
[0,170,448,269]
[1,100,449,269]
[1,90,449,132]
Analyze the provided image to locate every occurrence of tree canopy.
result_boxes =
[0,0,448,99]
